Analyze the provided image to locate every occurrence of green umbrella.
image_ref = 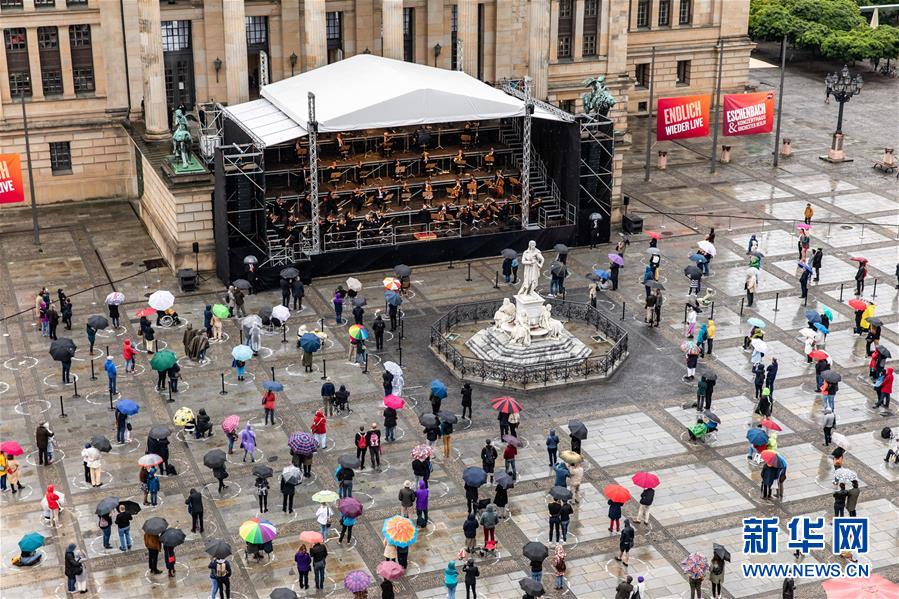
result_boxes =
[18,532,45,552]
[150,349,178,371]
[212,304,230,319]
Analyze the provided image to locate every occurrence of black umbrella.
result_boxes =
[160,528,186,547]
[549,486,572,502]
[49,338,77,361]
[568,419,588,440]
[646,280,665,290]
[438,411,458,424]
[205,539,232,558]
[338,455,361,469]
[119,500,142,515]
[875,344,891,359]
[502,434,522,448]
[501,249,517,259]
[203,449,227,469]
[519,578,545,597]
[149,425,172,440]
[270,589,298,599]
[90,435,112,453]
[586,272,603,282]
[713,543,731,562]
[703,371,718,382]
[553,244,569,254]
[686,296,699,308]
[494,470,514,489]
[823,371,842,383]
[252,464,274,479]
[394,264,412,278]
[462,467,487,487]
[142,517,169,534]
[87,315,109,330]
[550,261,566,276]
[522,541,548,562]
[419,413,438,428]
[280,267,299,279]
[353,297,367,307]
[866,317,883,327]
[684,265,703,279]
[95,496,119,516]
[232,279,252,290]
[703,410,721,424]
[258,306,273,321]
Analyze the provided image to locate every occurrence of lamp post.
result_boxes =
[821,65,863,163]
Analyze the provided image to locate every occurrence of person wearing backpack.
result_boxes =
[186,488,204,533]
[209,557,231,599]
[354,426,368,470]
[254,476,269,513]
[366,423,382,470]
[144,531,162,575]
[98,510,113,550]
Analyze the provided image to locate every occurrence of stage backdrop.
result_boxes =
[656,95,710,141]
[723,92,775,136]
[0,154,25,204]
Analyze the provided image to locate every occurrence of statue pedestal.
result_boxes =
[514,293,545,327]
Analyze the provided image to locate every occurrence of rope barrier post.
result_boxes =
[239,329,243,345]
[271,366,276,381]
[448,255,454,269]
[466,263,472,282]
[282,326,287,343]
[106,345,109,357]
[167,381,174,403]
[72,375,80,398]
[773,293,780,312]
[493,272,500,289]
[321,359,327,381]
[219,372,228,395]
[739,298,745,316]
[59,395,67,418]
[839,283,844,302]
[363,353,368,374]
[873,278,878,299]
[710,301,715,320]
[109,390,115,411]
[90,359,96,381]
[621,302,626,321]
[683,304,688,324]
[155,339,159,353]
[400,317,404,341]
[320,318,324,332]
[398,347,403,367]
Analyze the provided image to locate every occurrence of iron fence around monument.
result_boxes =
[429,298,628,388]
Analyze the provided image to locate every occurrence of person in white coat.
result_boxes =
[80,445,102,487]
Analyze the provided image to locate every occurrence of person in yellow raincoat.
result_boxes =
[860,303,876,332]
[706,320,716,357]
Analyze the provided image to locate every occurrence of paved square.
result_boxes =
[509,483,606,545]
[566,413,686,466]
[565,546,686,598]
[845,431,899,482]
[717,265,793,297]
[715,181,793,202]
[818,329,871,368]
[772,255,857,286]
[666,394,792,446]
[733,229,801,257]
[715,340,809,382]
[776,384,876,427]
[751,295,818,331]
[815,192,896,214]
[762,200,837,222]
[776,174,858,195]
[810,223,891,249]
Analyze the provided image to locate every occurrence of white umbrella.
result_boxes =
[272,305,290,323]
[831,432,850,450]
[833,467,857,484]
[346,278,363,292]
[746,266,760,277]
[799,329,817,339]
[384,361,403,377]
[148,290,175,311]
[698,240,716,256]
[105,292,125,306]
[751,338,768,353]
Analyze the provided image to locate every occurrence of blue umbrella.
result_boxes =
[776,455,788,469]
[797,261,813,273]
[116,399,139,416]
[384,291,403,306]
[299,333,322,353]
[462,467,488,487]
[689,253,708,263]
[18,532,45,552]
[805,310,821,324]
[814,323,829,334]
[263,380,284,392]
[746,318,765,329]
[592,268,611,280]
[746,428,768,446]
[231,345,253,362]
[430,379,448,399]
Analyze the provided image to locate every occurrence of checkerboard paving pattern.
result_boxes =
[733,229,799,258]
[715,181,793,202]
[762,200,838,222]
[845,431,899,482]
[416,572,520,598]
[509,483,605,545]
[616,465,753,527]
[775,383,875,427]
[715,341,810,383]
[854,245,899,276]
[772,255,858,286]
[776,174,858,195]
[666,394,791,447]
[815,192,897,215]
[563,413,686,467]
[811,224,892,250]
[817,329,871,368]
[565,546,687,598]
[716,265,793,297]
[751,295,819,331]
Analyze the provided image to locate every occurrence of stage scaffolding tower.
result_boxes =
[308,92,321,255]
[521,76,532,229]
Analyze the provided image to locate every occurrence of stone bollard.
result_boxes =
[657,150,668,170]
[780,138,793,157]
[720,145,732,164]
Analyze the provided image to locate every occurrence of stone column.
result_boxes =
[427,0,448,69]
[528,0,550,100]
[457,0,477,75]
[573,0,585,61]
[382,0,404,60]
[223,0,249,104]
[137,0,169,139]
[304,0,327,70]
[26,28,44,101]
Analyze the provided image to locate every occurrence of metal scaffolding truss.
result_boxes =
[577,113,615,218]
[196,102,225,164]
[220,141,270,264]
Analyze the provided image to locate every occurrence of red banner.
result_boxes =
[723,92,775,136]
[657,95,710,141]
[0,154,25,204]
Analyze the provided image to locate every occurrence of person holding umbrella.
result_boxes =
[338,497,363,544]
[144,524,163,575]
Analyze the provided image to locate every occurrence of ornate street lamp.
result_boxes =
[822,65,863,163]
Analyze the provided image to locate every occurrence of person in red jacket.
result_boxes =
[503,443,518,480]
[311,409,327,449]
[45,484,61,527]
[874,367,893,410]
[262,390,277,426]
[123,339,136,373]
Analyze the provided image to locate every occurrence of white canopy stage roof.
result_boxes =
[223,54,562,147]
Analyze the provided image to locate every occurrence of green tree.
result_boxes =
[750,0,867,50]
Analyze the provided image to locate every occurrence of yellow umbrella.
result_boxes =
[173,407,194,426]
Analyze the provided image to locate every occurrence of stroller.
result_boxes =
[696,289,716,308]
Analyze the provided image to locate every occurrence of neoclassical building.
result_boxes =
[1,0,751,265]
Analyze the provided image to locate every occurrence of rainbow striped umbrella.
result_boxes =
[348,324,369,341]
[383,277,401,291]
[239,518,277,544]
[382,516,418,548]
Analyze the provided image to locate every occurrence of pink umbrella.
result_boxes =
[631,471,660,489]
[221,415,240,434]
[796,223,811,230]
[608,253,624,266]
[383,394,405,410]
[377,560,405,581]
[0,441,24,456]
[823,574,899,598]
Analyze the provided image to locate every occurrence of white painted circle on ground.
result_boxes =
[72,347,105,362]
[248,415,284,429]
[70,470,113,490]
[15,399,51,416]
[157,380,189,394]
[87,533,119,557]
[175,429,213,443]
[4,356,39,371]
[144,562,190,585]
[224,372,255,386]
[84,389,121,406]
[0,484,33,503]
[136,339,168,353]
[202,481,242,500]
[26,448,65,466]
[110,438,142,454]
[227,449,266,465]
[96,326,127,338]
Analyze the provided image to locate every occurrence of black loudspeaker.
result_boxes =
[623,195,630,206]
[178,268,197,292]
[622,213,643,234]
[192,242,199,254]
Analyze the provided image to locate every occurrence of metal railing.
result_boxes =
[322,221,462,252]
[430,298,628,388]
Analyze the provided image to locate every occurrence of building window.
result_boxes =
[450,4,457,70]
[678,0,692,24]
[559,0,572,17]
[583,34,596,56]
[66,0,88,6]
[69,24,94,93]
[245,16,267,47]
[38,27,63,96]
[558,36,571,59]
[4,28,31,98]
[638,101,647,111]
[585,0,598,17]
[403,7,414,62]
[658,0,670,26]
[676,59,690,85]
[559,99,574,113]
[50,142,72,173]
[161,20,191,52]
[636,0,650,27]
[35,0,55,7]
[0,0,24,9]
[635,62,648,88]
[325,11,342,62]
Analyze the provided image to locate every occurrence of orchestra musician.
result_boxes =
[382,131,393,156]
[422,179,434,204]
[453,149,467,174]
[373,185,387,210]
[491,170,505,198]
[484,147,495,168]
[448,178,462,201]
[352,187,365,213]
[467,176,479,200]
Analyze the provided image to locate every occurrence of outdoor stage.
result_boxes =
[208,55,614,282]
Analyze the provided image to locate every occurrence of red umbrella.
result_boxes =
[631,472,660,489]
[136,307,157,318]
[645,231,661,240]
[759,419,782,432]
[299,530,323,545]
[0,441,24,456]
[808,350,829,361]
[849,257,868,263]
[491,396,522,414]
[760,450,779,467]
[603,484,631,503]
[383,394,405,410]
[847,299,868,311]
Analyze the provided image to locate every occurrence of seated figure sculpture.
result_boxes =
[493,298,517,331]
